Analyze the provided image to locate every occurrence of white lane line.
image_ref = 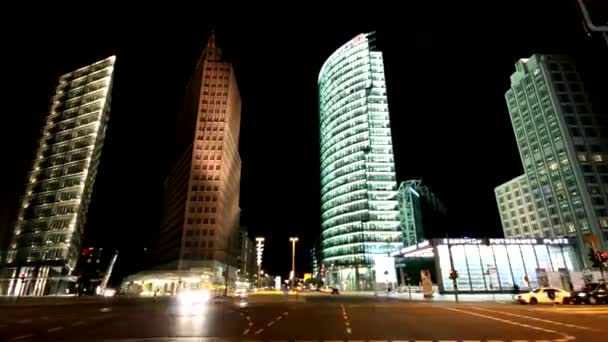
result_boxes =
[17,319,31,324]
[72,321,85,326]
[242,328,250,335]
[246,316,251,320]
[11,334,34,340]
[282,311,288,315]
[248,322,253,326]
[345,321,350,326]
[47,326,64,332]
[267,321,275,326]
[472,306,599,332]
[254,328,264,335]
[346,327,352,334]
[276,315,282,320]
[446,306,573,341]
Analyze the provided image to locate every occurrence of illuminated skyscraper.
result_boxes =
[2,56,116,295]
[496,54,608,264]
[149,31,242,285]
[319,32,401,290]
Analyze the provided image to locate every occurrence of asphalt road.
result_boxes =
[2,294,608,342]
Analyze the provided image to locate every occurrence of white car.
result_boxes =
[516,287,571,304]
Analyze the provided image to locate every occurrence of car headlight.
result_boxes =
[578,293,586,297]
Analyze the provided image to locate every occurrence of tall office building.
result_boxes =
[148,31,242,287]
[319,32,401,290]
[397,180,447,247]
[496,54,608,263]
[1,56,116,295]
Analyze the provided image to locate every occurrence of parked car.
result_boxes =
[516,287,571,304]
[570,283,608,304]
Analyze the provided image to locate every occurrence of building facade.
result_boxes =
[238,227,256,283]
[496,55,608,264]
[397,180,447,246]
[1,56,116,296]
[144,31,242,289]
[495,175,542,238]
[393,238,580,293]
[319,32,401,290]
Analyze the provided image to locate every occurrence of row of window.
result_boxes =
[186,217,216,225]
[196,144,223,151]
[194,155,222,162]
[184,240,214,248]
[185,228,215,236]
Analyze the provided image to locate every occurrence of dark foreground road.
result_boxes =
[1,294,608,342]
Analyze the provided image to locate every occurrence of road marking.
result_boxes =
[72,321,84,326]
[99,307,111,312]
[346,327,352,334]
[345,321,350,326]
[267,321,275,326]
[242,329,250,335]
[47,326,63,332]
[17,319,31,324]
[11,334,34,340]
[254,329,264,335]
[246,316,251,320]
[446,306,573,341]
[282,311,288,315]
[248,322,253,326]
[471,306,599,332]
[275,315,282,320]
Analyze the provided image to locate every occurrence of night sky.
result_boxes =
[0,1,602,282]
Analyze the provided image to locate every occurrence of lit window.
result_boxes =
[549,162,558,171]
[578,153,588,162]
[592,154,603,162]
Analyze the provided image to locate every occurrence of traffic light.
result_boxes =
[449,269,459,280]
[600,251,608,263]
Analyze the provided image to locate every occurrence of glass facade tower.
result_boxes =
[2,56,116,295]
[497,54,608,264]
[319,32,401,290]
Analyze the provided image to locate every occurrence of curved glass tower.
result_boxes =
[319,32,401,290]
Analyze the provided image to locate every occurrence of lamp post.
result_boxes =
[577,0,608,46]
[255,237,265,288]
[289,237,299,281]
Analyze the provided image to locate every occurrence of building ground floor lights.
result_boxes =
[121,260,237,297]
[324,255,398,291]
[391,238,588,294]
[0,266,76,296]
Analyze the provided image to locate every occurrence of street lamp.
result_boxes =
[256,237,265,287]
[289,237,299,280]
[577,0,608,46]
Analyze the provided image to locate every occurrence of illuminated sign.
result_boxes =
[441,238,571,245]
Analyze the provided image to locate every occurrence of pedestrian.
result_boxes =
[513,284,520,294]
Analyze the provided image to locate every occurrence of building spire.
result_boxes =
[203,29,221,61]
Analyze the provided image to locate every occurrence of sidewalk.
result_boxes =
[339,291,516,303]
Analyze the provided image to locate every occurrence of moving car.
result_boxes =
[516,287,570,304]
[570,283,608,304]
